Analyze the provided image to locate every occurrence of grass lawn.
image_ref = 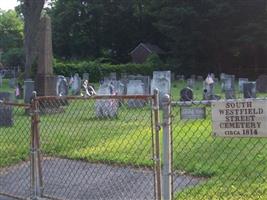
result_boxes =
[1,78,267,199]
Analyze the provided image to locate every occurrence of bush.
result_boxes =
[53,59,166,82]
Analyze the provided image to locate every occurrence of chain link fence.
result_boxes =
[0,101,31,200]
[170,99,267,200]
[36,95,158,200]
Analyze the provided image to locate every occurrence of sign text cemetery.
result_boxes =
[212,100,267,137]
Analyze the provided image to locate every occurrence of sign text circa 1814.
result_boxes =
[212,100,267,137]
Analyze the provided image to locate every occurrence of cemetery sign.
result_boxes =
[212,100,267,137]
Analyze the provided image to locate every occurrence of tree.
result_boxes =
[0,10,24,67]
[20,0,45,78]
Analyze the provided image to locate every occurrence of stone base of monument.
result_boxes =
[35,74,57,96]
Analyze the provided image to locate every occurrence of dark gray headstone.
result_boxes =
[180,87,193,101]
[256,75,267,92]
[0,92,13,127]
[8,78,16,88]
[110,72,117,81]
[243,82,256,98]
[24,79,35,104]
[238,78,249,91]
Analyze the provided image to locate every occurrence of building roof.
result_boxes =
[130,43,166,55]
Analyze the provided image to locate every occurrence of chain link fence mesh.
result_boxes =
[171,99,267,200]
[36,96,156,200]
[0,102,31,200]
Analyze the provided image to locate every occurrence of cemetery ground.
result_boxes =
[1,79,267,199]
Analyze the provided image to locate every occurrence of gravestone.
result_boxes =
[95,82,119,118]
[8,78,16,88]
[197,76,203,81]
[83,73,89,81]
[0,92,13,127]
[151,71,171,106]
[243,82,256,98]
[203,74,214,100]
[35,15,57,96]
[113,81,125,95]
[176,75,185,81]
[180,87,193,101]
[127,75,150,95]
[187,78,195,88]
[127,80,145,108]
[24,79,35,104]
[110,72,117,81]
[256,75,267,92]
[238,78,249,92]
[71,73,81,95]
[224,75,235,99]
[56,76,68,96]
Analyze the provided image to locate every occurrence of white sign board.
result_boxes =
[180,107,206,120]
[212,100,267,137]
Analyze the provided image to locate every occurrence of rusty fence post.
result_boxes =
[30,91,43,199]
[153,89,162,200]
[162,94,172,200]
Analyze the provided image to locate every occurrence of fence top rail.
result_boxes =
[36,94,154,101]
[171,97,267,106]
[0,100,30,108]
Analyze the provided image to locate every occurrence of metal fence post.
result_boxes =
[30,92,43,200]
[162,94,172,200]
[153,89,162,200]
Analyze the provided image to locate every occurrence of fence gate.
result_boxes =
[170,99,267,200]
[30,94,161,200]
[0,101,31,200]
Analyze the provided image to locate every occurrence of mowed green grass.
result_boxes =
[1,79,267,199]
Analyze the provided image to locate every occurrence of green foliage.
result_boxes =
[53,59,160,81]
[0,10,23,51]
[2,48,24,66]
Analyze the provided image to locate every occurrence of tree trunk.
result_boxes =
[21,0,45,79]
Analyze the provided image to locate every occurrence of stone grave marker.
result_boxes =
[35,15,57,96]
[238,78,249,92]
[187,78,195,88]
[224,76,235,99]
[203,74,214,100]
[127,80,145,108]
[24,79,35,104]
[0,92,13,127]
[151,71,171,106]
[180,87,193,101]
[83,73,89,81]
[256,75,267,92]
[176,75,185,81]
[197,76,203,81]
[8,78,16,88]
[110,72,117,81]
[95,82,119,118]
[56,76,68,96]
[71,73,81,95]
[243,82,256,98]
